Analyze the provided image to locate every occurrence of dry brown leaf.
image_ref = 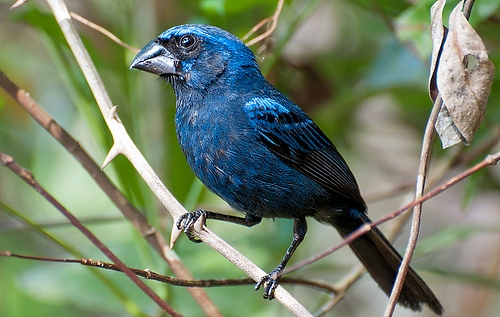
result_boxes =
[430,0,495,148]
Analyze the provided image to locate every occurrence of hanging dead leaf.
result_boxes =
[435,105,464,147]
[430,0,495,148]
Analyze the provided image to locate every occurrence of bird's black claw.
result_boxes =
[176,209,208,243]
[255,269,281,300]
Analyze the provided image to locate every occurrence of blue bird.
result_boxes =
[131,24,443,314]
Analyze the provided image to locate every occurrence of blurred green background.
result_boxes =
[1,0,500,316]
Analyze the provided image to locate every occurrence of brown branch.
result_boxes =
[0,69,220,316]
[70,11,139,53]
[384,94,442,316]
[39,0,310,314]
[285,148,500,313]
[311,137,490,316]
[385,1,478,315]
[365,126,500,205]
[0,152,182,317]
[285,149,500,275]
[0,251,338,295]
[4,0,311,312]
[243,0,285,46]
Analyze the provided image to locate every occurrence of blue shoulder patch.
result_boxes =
[244,97,310,128]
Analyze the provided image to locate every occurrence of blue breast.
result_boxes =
[174,92,329,218]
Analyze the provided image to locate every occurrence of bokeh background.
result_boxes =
[1,0,500,316]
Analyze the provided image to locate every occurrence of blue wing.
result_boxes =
[245,97,366,210]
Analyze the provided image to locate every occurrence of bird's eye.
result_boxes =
[179,35,196,49]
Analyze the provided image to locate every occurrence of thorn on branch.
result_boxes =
[10,0,29,10]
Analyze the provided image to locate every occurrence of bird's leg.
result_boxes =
[255,217,307,300]
[176,210,261,242]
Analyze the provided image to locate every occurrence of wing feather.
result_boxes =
[245,97,366,209]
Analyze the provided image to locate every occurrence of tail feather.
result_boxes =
[323,212,443,315]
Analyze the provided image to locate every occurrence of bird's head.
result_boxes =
[130,24,258,91]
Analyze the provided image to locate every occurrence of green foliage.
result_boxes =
[415,225,493,256]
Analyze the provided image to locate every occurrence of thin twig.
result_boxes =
[385,1,477,315]
[0,70,220,316]
[70,11,139,53]
[286,149,500,315]
[312,143,482,316]
[285,149,500,274]
[0,251,338,295]
[7,0,219,312]
[0,152,182,317]
[243,0,285,46]
[41,0,310,315]
[384,95,442,317]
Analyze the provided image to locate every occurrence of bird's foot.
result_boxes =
[255,268,283,300]
[176,209,208,243]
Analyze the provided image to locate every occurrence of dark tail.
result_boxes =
[323,211,443,315]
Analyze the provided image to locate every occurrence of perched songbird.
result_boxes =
[131,24,443,314]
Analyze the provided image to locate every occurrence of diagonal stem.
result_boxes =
[0,152,182,317]
[383,95,442,317]
[39,0,311,315]
[385,1,477,315]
